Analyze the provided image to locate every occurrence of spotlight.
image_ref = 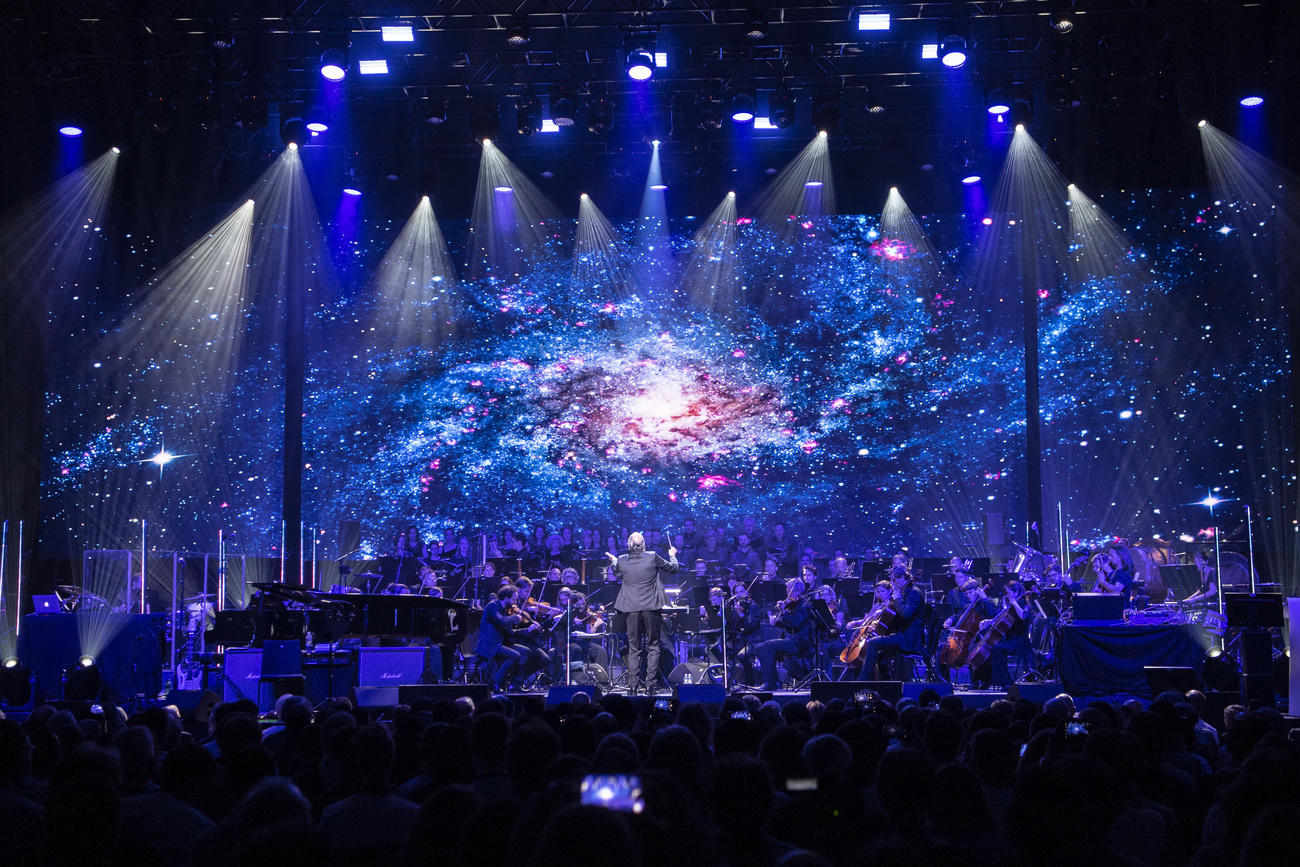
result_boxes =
[358,59,389,75]
[516,95,543,135]
[770,90,796,128]
[986,88,1011,115]
[1203,647,1239,691]
[587,98,614,135]
[867,103,885,114]
[111,146,121,154]
[211,22,235,50]
[79,655,95,668]
[280,106,306,147]
[469,100,500,141]
[1197,119,1207,128]
[626,49,655,81]
[342,188,362,197]
[730,92,756,124]
[580,192,588,200]
[65,660,102,701]
[961,175,981,185]
[58,125,83,137]
[940,36,967,69]
[650,184,667,191]
[306,121,328,133]
[1240,96,1264,107]
[494,186,514,193]
[2,657,16,669]
[744,10,768,41]
[728,191,736,198]
[551,92,577,127]
[697,94,723,131]
[818,130,828,138]
[811,95,840,133]
[424,99,447,125]
[651,139,661,147]
[804,180,823,188]
[1015,123,1025,133]
[1049,13,1074,33]
[320,49,348,81]
[505,13,530,46]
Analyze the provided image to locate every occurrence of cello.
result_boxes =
[939,592,988,667]
[840,594,897,664]
[965,585,1034,670]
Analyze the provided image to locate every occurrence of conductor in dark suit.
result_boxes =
[608,531,678,695]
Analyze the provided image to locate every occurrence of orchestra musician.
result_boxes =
[749,578,816,691]
[1182,547,1219,605]
[813,583,850,659]
[699,584,761,684]
[729,533,763,581]
[1092,545,1136,600]
[854,564,926,680]
[474,585,539,691]
[975,579,1036,688]
[509,579,552,684]
[608,531,679,696]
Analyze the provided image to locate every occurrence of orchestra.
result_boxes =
[209,519,1258,698]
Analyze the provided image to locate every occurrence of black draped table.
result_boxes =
[1057,623,1213,697]
[17,613,165,703]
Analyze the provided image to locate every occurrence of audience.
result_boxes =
[2,684,1297,866]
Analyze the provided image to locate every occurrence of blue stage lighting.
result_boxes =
[627,50,654,81]
[1240,96,1263,107]
[320,49,348,80]
[382,24,415,42]
[342,188,362,197]
[941,37,967,69]
[59,125,83,137]
[962,175,982,185]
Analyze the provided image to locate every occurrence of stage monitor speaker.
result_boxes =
[355,686,400,708]
[303,659,356,704]
[1005,682,1065,705]
[546,685,600,705]
[1144,667,1199,697]
[811,681,904,705]
[902,681,953,701]
[339,520,362,558]
[398,684,491,706]
[164,689,220,725]
[667,662,711,686]
[675,683,726,705]
[358,647,430,687]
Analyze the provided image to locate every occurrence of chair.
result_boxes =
[258,639,305,709]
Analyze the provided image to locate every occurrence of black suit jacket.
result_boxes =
[612,550,678,612]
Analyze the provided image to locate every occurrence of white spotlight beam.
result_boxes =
[749,134,837,219]
[683,193,741,312]
[367,196,461,353]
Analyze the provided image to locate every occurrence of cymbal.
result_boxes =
[184,593,217,601]
[357,572,382,578]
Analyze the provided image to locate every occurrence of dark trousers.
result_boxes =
[856,633,910,680]
[754,637,808,688]
[625,610,663,688]
[485,645,523,687]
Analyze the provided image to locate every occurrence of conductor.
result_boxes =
[607,531,679,695]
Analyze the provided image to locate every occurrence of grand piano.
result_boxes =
[250,583,469,647]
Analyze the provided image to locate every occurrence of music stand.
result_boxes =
[795,599,837,687]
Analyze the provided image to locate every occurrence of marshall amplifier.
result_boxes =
[222,647,263,705]
[357,647,431,688]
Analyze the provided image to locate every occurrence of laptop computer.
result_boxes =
[32,594,62,614]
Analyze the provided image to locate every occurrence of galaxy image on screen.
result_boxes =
[35,131,1294,580]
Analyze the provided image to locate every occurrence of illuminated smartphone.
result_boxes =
[786,777,818,792]
[581,774,644,813]
[653,698,670,711]
[730,710,751,720]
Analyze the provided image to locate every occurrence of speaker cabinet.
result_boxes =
[358,647,430,687]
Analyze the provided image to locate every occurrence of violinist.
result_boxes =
[748,578,816,691]
[854,564,926,680]
[813,583,850,660]
[510,579,552,684]
[554,589,610,680]
[474,585,538,692]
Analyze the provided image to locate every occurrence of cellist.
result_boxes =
[972,579,1035,688]
[855,563,926,680]
[937,578,998,679]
